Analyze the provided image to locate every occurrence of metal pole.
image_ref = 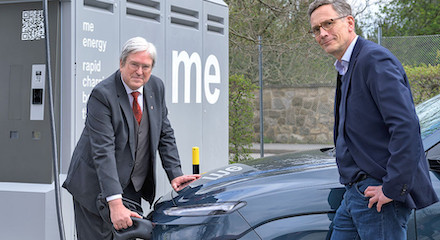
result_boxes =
[258,36,264,158]
[378,24,382,46]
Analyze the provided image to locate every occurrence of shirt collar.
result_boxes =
[120,76,144,95]
[334,35,359,76]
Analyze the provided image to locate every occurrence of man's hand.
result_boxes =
[364,185,393,212]
[171,174,201,192]
[108,198,142,230]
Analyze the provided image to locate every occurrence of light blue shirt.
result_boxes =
[334,35,359,76]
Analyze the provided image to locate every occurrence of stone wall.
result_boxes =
[253,86,335,144]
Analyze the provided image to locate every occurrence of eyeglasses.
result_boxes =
[128,61,152,73]
[309,16,347,37]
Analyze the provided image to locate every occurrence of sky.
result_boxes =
[347,0,391,36]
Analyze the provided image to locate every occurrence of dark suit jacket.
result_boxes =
[335,37,438,209]
[63,70,183,214]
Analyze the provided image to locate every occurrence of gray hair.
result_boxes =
[308,0,352,17]
[120,37,157,67]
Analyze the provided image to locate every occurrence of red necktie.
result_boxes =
[131,91,142,124]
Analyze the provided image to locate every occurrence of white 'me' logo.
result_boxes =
[172,50,220,104]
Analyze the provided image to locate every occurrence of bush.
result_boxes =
[229,74,258,162]
[405,64,440,104]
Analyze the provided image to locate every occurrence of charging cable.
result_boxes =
[42,0,66,239]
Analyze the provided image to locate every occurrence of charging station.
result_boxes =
[0,0,228,239]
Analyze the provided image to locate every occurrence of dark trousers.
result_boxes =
[73,181,142,240]
[73,198,113,240]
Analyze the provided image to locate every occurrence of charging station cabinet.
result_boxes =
[0,1,60,184]
[0,0,228,239]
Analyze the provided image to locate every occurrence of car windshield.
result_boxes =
[416,94,440,139]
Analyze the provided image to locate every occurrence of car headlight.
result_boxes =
[163,202,246,216]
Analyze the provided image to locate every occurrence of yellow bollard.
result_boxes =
[192,147,200,174]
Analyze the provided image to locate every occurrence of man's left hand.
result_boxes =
[171,174,201,191]
[364,185,393,212]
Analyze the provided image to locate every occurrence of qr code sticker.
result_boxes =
[22,10,45,41]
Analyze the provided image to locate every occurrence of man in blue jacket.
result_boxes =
[308,0,438,239]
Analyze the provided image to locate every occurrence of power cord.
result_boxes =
[42,0,66,239]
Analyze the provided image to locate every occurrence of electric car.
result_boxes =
[148,93,440,239]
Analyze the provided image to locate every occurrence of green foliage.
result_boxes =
[378,0,440,36]
[404,64,440,104]
[263,136,274,144]
[229,74,258,162]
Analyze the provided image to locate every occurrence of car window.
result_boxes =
[416,93,440,139]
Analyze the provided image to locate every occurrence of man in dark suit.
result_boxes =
[63,37,200,239]
[308,0,438,239]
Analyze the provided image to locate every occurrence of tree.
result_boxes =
[225,0,383,87]
[377,0,440,36]
[225,0,335,87]
[348,0,387,37]
[229,74,258,162]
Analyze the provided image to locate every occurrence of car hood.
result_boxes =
[160,150,336,199]
[154,150,343,224]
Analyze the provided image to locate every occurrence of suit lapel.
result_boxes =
[344,37,363,87]
[338,37,363,138]
[115,71,136,160]
[143,83,156,137]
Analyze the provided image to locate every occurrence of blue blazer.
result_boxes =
[335,37,438,209]
[63,70,183,214]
